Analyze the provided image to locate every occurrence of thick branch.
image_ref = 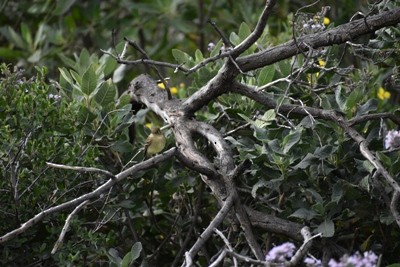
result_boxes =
[237,8,400,72]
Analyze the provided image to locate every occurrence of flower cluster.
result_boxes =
[157,82,178,95]
[328,251,378,267]
[384,130,400,150]
[265,242,296,262]
[48,93,61,100]
[304,256,322,267]
[265,242,378,267]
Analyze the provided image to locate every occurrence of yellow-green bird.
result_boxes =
[143,126,166,158]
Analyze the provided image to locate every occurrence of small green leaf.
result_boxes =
[94,79,116,106]
[283,128,302,154]
[345,89,363,112]
[238,22,251,41]
[335,85,346,111]
[53,0,77,15]
[210,40,223,57]
[172,49,193,67]
[81,64,98,95]
[278,60,291,76]
[6,26,26,49]
[257,65,275,85]
[34,24,46,48]
[229,32,240,46]
[59,68,74,85]
[317,219,335,237]
[289,208,317,220]
[194,49,204,64]
[331,183,343,203]
[314,145,337,159]
[20,23,32,46]
[78,105,96,123]
[112,64,126,83]
[356,98,378,116]
[131,242,142,261]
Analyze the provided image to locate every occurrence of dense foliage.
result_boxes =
[1,1,400,266]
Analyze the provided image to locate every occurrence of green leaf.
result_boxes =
[335,85,346,111]
[28,50,41,63]
[112,64,126,83]
[78,105,96,123]
[131,242,142,262]
[172,49,193,67]
[194,49,204,64]
[293,153,318,169]
[117,95,132,109]
[345,89,363,111]
[331,183,343,203]
[94,79,116,106]
[34,24,46,48]
[53,0,77,15]
[4,26,26,49]
[229,32,240,46]
[112,140,133,153]
[59,68,74,85]
[278,60,291,76]
[238,22,251,41]
[314,145,337,159]
[282,128,302,154]
[20,23,32,46]
[81,64,98,95]
[257,65,275,85]
[289,208,317,220]
[317,219,335,237]
[210,39,223,57]
[356,98,378,116]
[70,69,82,87]
[254,109,275,128]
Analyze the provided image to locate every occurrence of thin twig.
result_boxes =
[46,162,116,179]
[51,200,89,254]
[183,193,235,267]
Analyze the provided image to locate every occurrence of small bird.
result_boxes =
[143,126,166,158]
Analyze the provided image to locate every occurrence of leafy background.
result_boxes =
[1,0,400,266]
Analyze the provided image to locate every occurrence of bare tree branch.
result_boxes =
[0,148,176,243]
[51,200,90,254]
[236,8,400,72]
[183,193,235,267]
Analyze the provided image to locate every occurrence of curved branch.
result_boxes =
[230,0,277,58]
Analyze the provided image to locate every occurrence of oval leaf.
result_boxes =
[317,219,335,237]
[81,64,98,95]
[94,79,116,106]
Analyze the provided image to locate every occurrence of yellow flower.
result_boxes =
[323,17,330,25]
[145,123,152,129]
[318,59,326,67]
[377,87,391,100]
[170,86,178,95]
[157,83,165,89]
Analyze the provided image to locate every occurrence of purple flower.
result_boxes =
[265,242,296,262]
[304,256,323,267]
[384,130,400,149]
[328,251,378,267]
